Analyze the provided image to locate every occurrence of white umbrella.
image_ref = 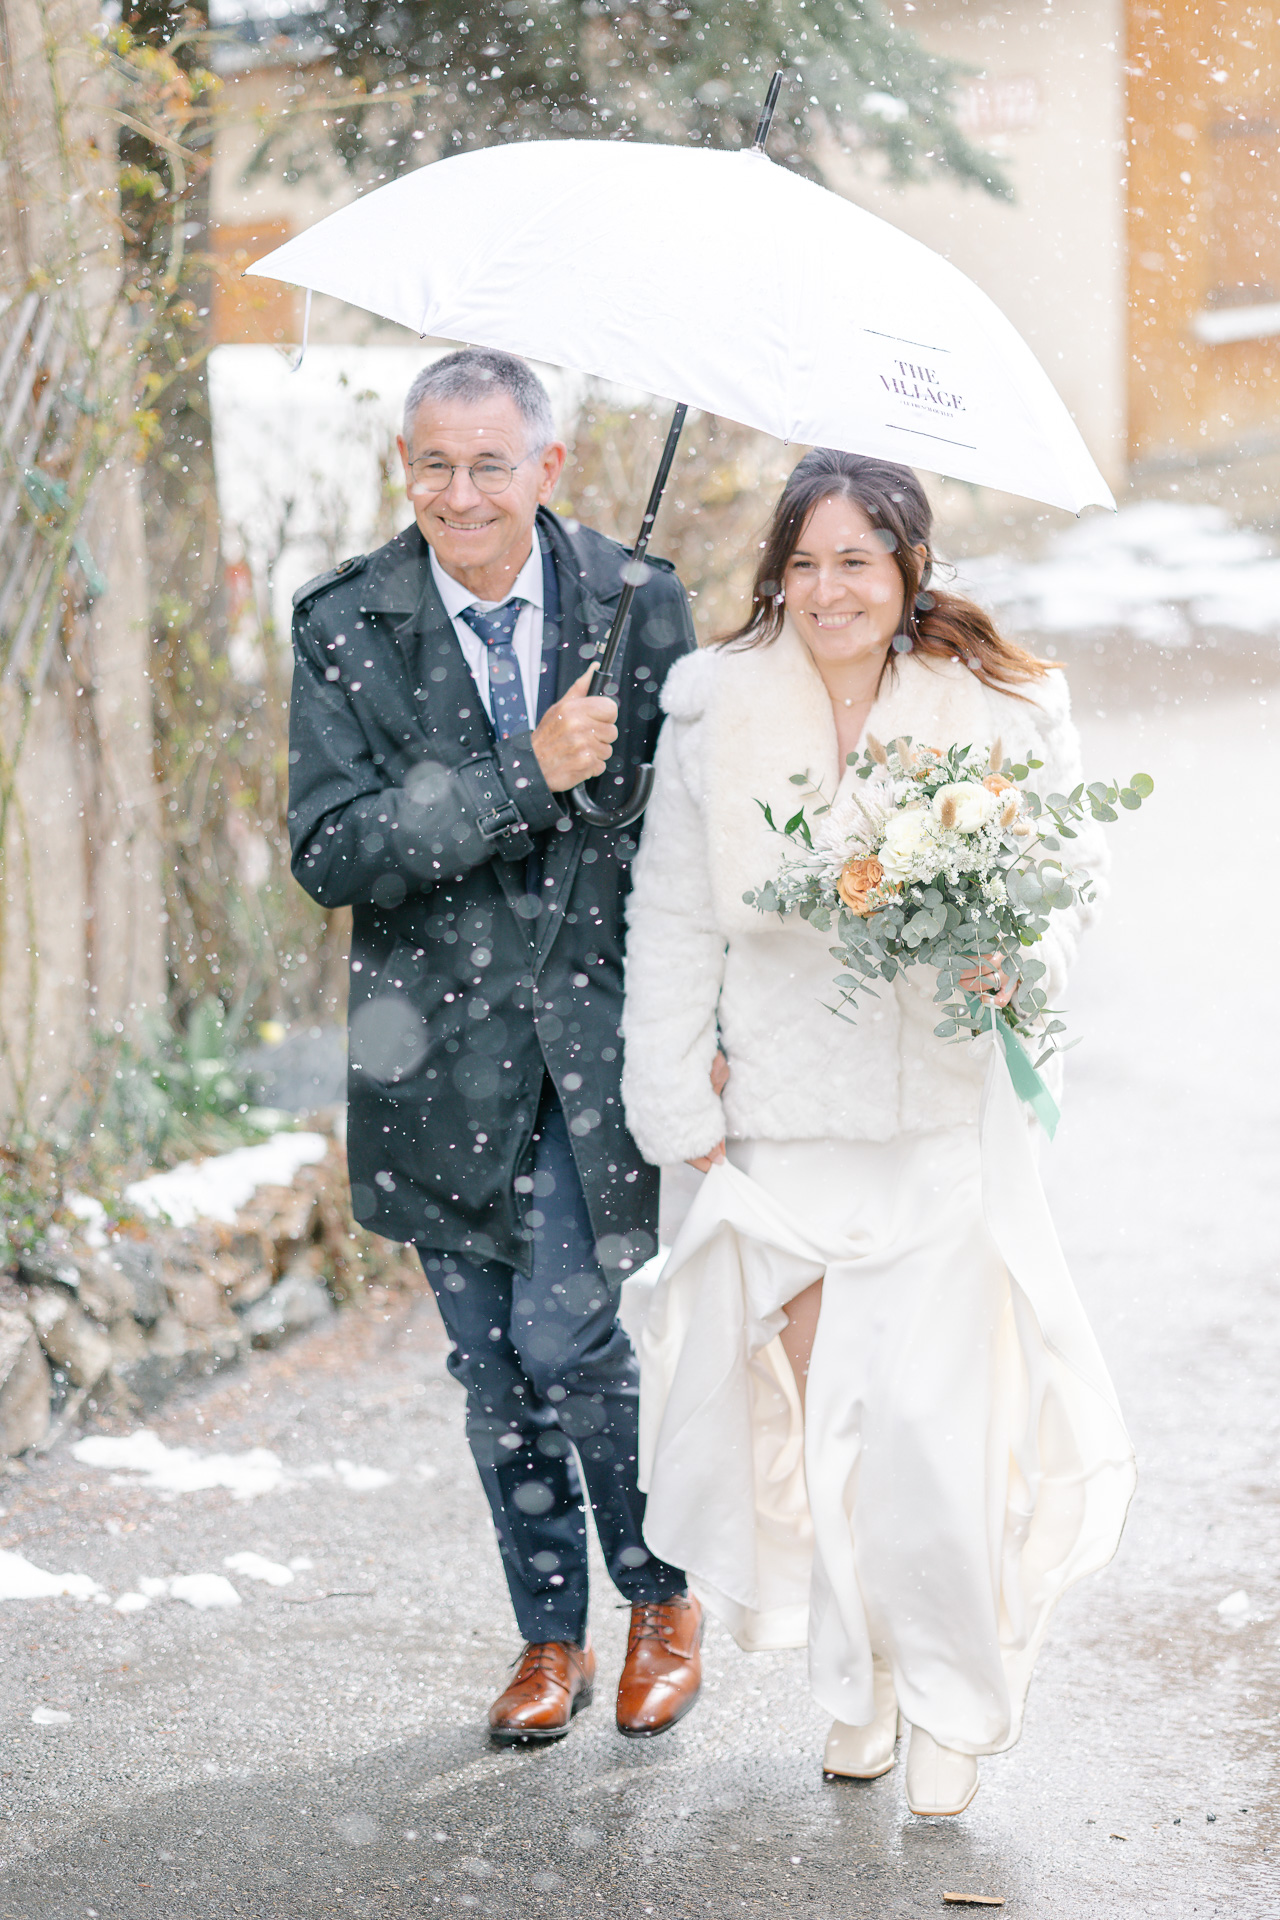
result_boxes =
[251,88,1112,828]
[248,133,1112,517]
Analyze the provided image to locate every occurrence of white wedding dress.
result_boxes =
[619,1040,1136,1755]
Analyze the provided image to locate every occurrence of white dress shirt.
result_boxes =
[430,540,546,732]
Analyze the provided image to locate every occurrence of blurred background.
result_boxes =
[0,0,1275,1205]
[3,10,1278,1897]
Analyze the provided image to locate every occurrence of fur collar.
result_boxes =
[687,620,997,931]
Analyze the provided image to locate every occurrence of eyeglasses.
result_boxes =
[407,451,537,496]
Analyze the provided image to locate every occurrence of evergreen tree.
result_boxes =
[294,0,1008,196]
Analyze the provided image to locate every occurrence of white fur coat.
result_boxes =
[621,621,1106,1166]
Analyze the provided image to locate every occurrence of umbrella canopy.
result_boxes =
[249,138,1112,516]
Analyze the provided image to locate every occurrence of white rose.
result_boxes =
[931,781,1000,834]
[879,806,937,879]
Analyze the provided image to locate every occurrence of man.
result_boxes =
[288,348,702,1744]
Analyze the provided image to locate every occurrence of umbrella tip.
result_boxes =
[751,70,785,154]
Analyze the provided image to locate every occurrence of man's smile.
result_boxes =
[434,512,501,532]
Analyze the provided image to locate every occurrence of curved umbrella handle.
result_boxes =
[569,762,655,831]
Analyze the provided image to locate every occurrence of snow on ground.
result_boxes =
[223,1551,294,1587]
[955,500,1280,644]
[210,345,424,629]
[70,1430,289,1500]
[68,1429,396,1501]
[122,1130,328,1228]
[0,1551,103,1602]
[2,1448,390,1612]
[1,1553,250,1614]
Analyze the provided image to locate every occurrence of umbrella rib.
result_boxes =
[863,327,952,355]
[886,424,979,452]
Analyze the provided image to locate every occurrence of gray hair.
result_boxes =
[402,348,556,454]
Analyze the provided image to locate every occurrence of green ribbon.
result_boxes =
[992,1015,1061,1140]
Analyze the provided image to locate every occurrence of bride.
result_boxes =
[618,449,1135,1816]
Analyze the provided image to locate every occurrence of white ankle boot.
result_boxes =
[823,1661,899,1779]
[904,1726,979,1815]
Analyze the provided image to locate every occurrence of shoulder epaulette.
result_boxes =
[292,553,368,612]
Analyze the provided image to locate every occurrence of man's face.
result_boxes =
[397,391,566,591]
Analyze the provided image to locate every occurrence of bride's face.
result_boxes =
[782,495,911,667]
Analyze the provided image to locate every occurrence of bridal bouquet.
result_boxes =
[745,736,1153,1126]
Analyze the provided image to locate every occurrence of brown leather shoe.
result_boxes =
[616,1594,703,1738]
[488,1636,595,1745]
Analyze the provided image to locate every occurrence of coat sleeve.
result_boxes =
[1021,669,1109,1009]
[621,705,728,1166]
[287,602,560,912]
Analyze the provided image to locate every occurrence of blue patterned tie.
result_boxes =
[459,599,529,740]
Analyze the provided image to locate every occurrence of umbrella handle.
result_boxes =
[570,402,687,830]
[569,760,655,831]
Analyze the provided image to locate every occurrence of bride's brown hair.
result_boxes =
[716,449,1051,695]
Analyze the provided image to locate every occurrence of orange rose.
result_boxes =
[837,856,886,916]
[983,773,1013,795]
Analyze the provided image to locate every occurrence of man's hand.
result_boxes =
[531,669,619,793]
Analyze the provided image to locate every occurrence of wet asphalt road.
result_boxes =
[2,666,1279,1920]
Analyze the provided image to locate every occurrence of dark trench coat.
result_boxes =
[287,507,695,1280]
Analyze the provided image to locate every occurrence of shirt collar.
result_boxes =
[429,538,544,618]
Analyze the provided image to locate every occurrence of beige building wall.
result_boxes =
[212,64,407,348]
[820,0,1129,534]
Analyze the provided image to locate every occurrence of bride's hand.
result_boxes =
[687,1053,730,1169]
[959,954,1018,1007]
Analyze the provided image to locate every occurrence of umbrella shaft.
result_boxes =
[592,400,687,699]
[752,71,784,153]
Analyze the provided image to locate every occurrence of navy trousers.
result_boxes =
[418,1082,685,1645]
